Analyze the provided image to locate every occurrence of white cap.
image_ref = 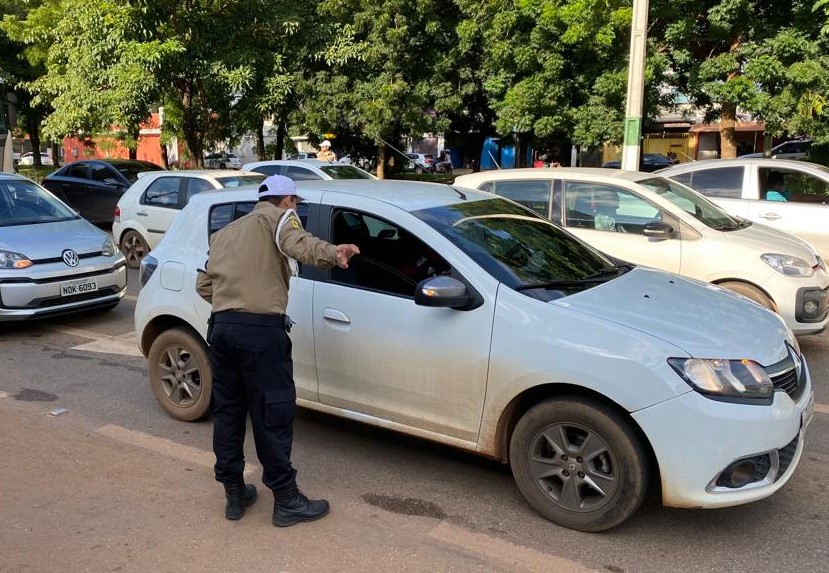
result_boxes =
[258,175,303,201]
[320,140,332,148]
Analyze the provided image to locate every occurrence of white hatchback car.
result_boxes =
[241,159,375,181]
[658,159,829,260]
[112,170,265,268]
[135,180,813,532]
[455,168,829,336]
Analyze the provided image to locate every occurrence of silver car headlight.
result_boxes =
[668,358,773,401]
[0,249,33,270]
[761,253,815,277]
[102,236,118,256]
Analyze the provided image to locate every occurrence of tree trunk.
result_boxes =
[160,144,169,169]
[179,80,202,168]
[275,112,287,159]
[255,117,265,161]
[50,141,61,168]
[27,116,41,167]
[720,103,737,159]
[377,143,387,179]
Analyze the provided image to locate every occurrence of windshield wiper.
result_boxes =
[515,278,608,291]
[583,263,635,280]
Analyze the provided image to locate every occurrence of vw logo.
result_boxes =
[62,249,79,267]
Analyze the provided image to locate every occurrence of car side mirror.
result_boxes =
[643,220,674,239]
[414,276,475,309]
[103,177,120,186]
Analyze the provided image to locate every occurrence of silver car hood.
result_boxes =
[555,267,791,364]
[0,218,107,260]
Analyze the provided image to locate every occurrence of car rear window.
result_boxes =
[319,166,373,180]
[215,175,266,188]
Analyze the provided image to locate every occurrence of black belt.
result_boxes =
[211,311,292,330]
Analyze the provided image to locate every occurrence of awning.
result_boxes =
[688,121,765,133]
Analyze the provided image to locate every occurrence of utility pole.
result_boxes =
[621,0,650,171]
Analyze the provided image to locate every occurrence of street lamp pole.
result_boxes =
[621,0,650,171]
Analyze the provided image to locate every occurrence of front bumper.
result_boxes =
[632,358,812,509]
[0,256,127,320]
[763,272,829,335]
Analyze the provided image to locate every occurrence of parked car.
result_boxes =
[454,168,829,335]
[42,159,164,224]
[113,170,265,269]
[136,179,813,532]
[0,173,126,319]
[204,152,242,170]
[403,152,434,174]
[602,153,678,172]
[740,139,812,160]
[241,159,375,181]
[657,158,829,261]
[18,152,53,166]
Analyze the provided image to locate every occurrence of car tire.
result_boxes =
[414,166,423,174]
[219,163,226,170]
[120,230,150,270]
[148,327,212,422]
[509,397,649,532]
[717,281,775,312]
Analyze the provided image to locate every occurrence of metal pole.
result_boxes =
[621,0,650,171]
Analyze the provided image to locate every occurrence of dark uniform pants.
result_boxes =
[209,311,298,498]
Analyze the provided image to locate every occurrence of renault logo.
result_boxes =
[62,249,80,267]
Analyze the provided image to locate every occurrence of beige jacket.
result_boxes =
[196,201,338,314]
[317,149,337,162]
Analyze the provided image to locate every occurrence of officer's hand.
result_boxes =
[335,244,360,268]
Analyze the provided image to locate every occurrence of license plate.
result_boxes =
[802,392,815,430]
[61,278,98,296]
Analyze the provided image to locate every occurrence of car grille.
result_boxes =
[775,434,799,481]
[765,349,805,402]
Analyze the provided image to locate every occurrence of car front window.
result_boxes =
[414,198,620,298]
[319,166,373,180]
[0,179,79,227]
[637,176,744,231]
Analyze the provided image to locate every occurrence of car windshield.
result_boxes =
[319,166,373,180]
[0,179,79,227]
[215,174,266,188]
[414,198,623,299]
[116,163,164,183]
[636,176,745,231]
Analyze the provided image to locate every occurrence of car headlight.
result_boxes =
[761,253,815,277]
[668,358,773,401]
[0,249,33,269]
[102,236,118,256]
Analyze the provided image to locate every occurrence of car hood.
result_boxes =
[726,220,820,262]
[556,267,791,363]
[0,218,108,260]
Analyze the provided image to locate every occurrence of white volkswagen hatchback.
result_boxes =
[135,180,813,532]
[455,168,829,336]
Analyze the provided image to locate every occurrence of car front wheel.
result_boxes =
[509,397,649,532]
[148,327,212,422]
[120,230,150,270]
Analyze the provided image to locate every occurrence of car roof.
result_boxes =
[186,179,492,213]
[657,158,829,174]
[137,169,262,180]
[454,167,658,187]
[0,172,30,181]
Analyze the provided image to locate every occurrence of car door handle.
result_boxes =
[760,212,781,220]
[322,308,350,324]
[136,211,148,216]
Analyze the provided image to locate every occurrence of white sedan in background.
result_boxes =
[455,168,829,336]
[113,170,265,268]
[242,159,375,181]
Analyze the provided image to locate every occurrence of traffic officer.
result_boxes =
[317,140,337,162]
[196,175,360,527]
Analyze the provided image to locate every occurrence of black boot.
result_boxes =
[223,478,257,520]
[273,491,329,527]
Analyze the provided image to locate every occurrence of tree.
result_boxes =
[655,0,829,157]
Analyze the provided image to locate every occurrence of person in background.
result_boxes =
[317,140,337,162]
[196,175,359,527]
[764,172,790,201]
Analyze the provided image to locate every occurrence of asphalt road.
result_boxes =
[1,268,828,573]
